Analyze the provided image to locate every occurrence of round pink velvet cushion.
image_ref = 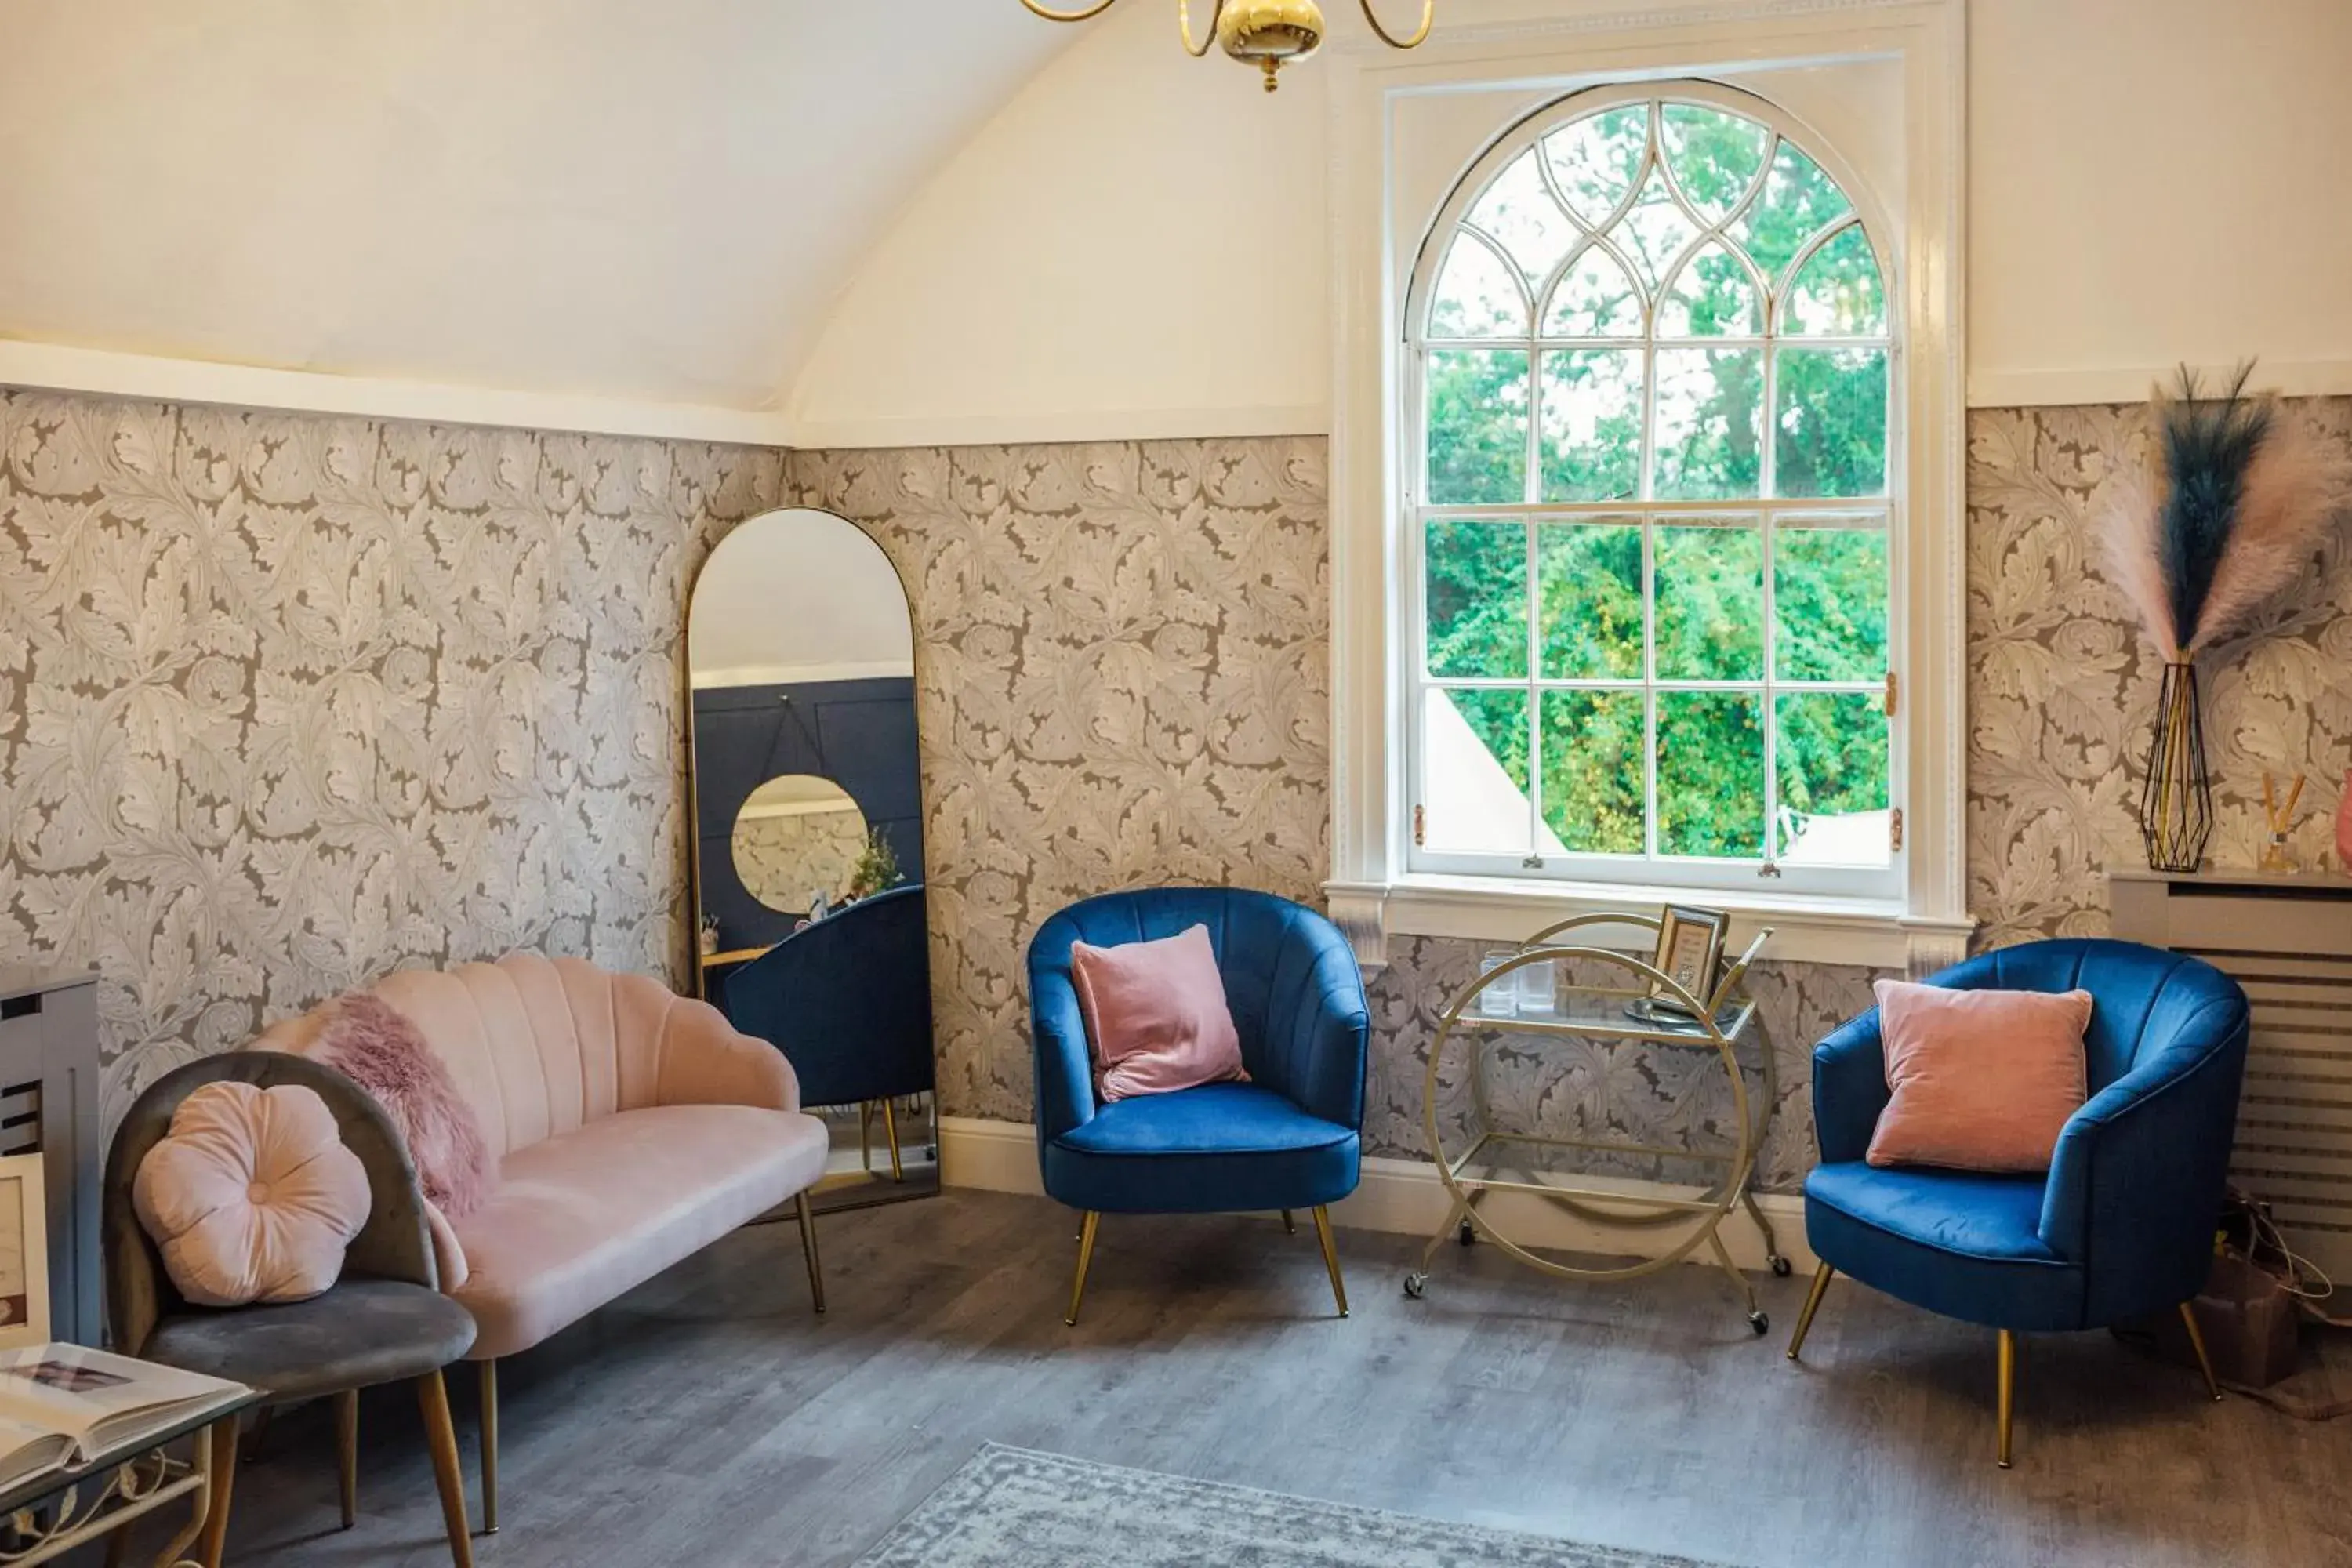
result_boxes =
[132,1081,372,1308]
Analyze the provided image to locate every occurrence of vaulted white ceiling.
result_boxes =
[0,0,1075,414]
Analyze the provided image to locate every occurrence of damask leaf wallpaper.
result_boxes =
[0,389,784,1127]
[1967,398,2352,946]
[9,387,2347,1192]
[783,441,1331,1128]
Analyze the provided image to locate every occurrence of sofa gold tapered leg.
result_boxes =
[882,1097,904,1182]
[1786,1262,1836,1362]
[860,1101,875,1171]
[2179,1301,2223,1401]
[477,1359,499,1534]
[797,1190,826,1314]
[1281,1209,1296,1234]
[335,1388,358,1529]
[416,1370,477,1568]
[1065,1211,1101,1326]
[1996,1330,2017,1469]
[1311,1205,1349,1318]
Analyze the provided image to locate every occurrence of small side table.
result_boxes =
[1403,913,1784,1334]
[0,1395,257,1567]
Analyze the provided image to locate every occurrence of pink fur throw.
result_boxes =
[307,993,495,1220]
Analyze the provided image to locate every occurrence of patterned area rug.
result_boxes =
[852,1444,1734,1568]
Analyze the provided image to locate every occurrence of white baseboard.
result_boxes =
[938,1116,1047,1195]
[936,1116,1815,1276]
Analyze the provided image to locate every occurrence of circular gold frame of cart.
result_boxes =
[1403,912,1781,1334]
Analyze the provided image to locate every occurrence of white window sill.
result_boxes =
[1324,874,1974,973]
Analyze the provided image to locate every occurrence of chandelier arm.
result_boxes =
[1176,0,1227,56]
[1356,0,1435,49]
[1018,0,1123,20]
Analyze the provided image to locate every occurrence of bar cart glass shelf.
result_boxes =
[1403,913,1787,1334]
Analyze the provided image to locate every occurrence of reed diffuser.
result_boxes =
[2259,771,2305,873]
[2100,365,2352,872]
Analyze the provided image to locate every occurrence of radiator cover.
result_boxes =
[2110,869,2352,1289]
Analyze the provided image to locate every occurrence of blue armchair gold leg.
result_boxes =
[2179,1302,2223,1401]
[1065,1210,1101,1326]
[1311,1206,1349,1318]
[1997,1330,2017,1469]
[1281,1209,1296,1234]
[1785,1262,1835,1362]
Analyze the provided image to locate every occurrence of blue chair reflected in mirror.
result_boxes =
[724,884,935,1186]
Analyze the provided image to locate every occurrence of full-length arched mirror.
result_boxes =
[688,508,937,1210]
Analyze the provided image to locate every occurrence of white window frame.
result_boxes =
[1323,0,1971,974]
[1406,81,1900,902]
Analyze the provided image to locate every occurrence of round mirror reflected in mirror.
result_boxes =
[730,774,869,914]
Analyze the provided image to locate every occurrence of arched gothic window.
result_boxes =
[1407,85,1896,891]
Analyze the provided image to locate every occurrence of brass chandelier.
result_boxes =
[1018,0,1434,93]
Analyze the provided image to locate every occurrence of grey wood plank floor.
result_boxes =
[102,1190,2352,1568]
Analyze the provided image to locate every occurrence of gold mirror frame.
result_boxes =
[682,508,922,994]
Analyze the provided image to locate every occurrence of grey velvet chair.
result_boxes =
[103,1053,480,1568]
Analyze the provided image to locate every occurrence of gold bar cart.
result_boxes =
[1402,913,1788,1334]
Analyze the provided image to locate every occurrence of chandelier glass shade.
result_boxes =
[1017,0,1433,91]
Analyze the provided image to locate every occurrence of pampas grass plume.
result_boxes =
[2189,412,2352,651]
[2096,362,2352,659]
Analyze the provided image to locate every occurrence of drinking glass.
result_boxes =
[1518,956,1559,1018]
[1477,949,1520,1018]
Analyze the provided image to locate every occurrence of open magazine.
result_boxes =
[0,1345,247,1494]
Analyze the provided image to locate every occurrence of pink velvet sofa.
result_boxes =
[254,952,829,1531]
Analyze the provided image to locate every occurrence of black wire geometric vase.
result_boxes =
[2140,660,2212,873]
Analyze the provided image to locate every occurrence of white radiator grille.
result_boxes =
[2185,949,2352,1272]
[2111,872,2352,1287]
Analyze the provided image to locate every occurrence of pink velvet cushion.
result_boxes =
[1069,924,1249,1103]
[132,1081,372,1308]
[305,992,495,1220]
[1867,979,2094,1174]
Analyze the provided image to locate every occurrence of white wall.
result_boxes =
[785,0,1330,447]
[788,0,2352,441]
[1966,0,2352,405]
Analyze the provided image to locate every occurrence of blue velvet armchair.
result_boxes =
[1028,888,1370,1325]
[1786,938,2250,1466]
